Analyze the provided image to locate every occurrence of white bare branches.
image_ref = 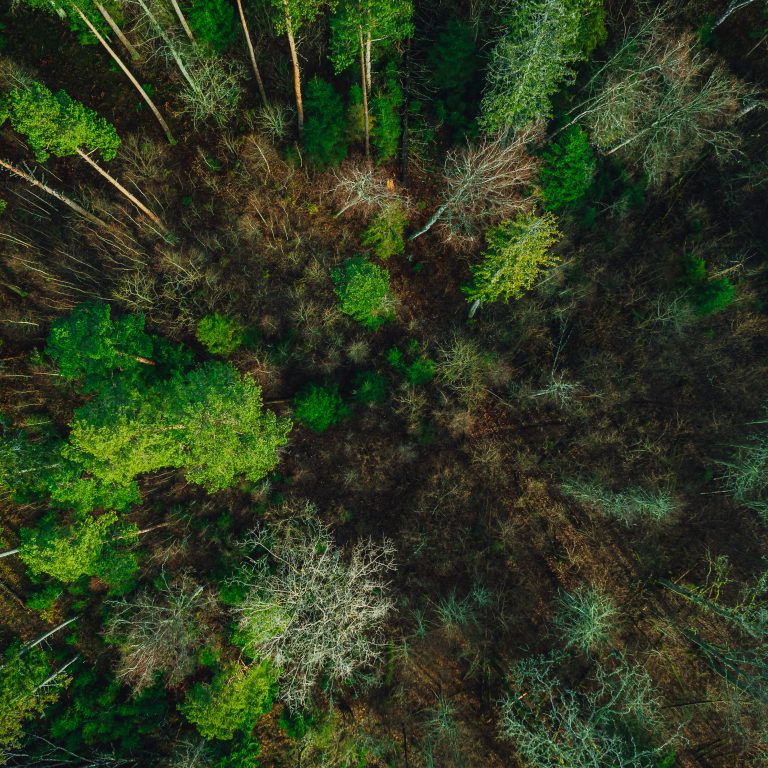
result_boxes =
[410,132,539,244]
[573,18,761,186]
[233,504,396,709]
[105,573,215,694]
[333,165,405,217]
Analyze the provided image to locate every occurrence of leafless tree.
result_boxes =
[410,131,539,244]
[333,165,405,217]
[105,573,216,694]
[571,16,760,187]
[232,503,396,708]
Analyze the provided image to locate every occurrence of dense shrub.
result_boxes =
[293,384,349,432]
[552,586,617,653]
[539,127,597,211]
[683,253,735,315]
[387,345,435,386]
[352,371,387,405]
[303,77,348,168]
[196,313,244,356]
[332,257,395,329]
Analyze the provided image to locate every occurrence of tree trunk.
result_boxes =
[26,616,80,652]
[713,0,758,29]
[408,201,448,240]
[169,0,196,42]
[236,0,268,106]
[93,0,140,61]
[283,1,303,136]
[38,654,80,689]
[359,25,370,162]
[0,157,110,229]
[365,26,372,96]
[0,548,19,558]
[135,0,198,93]
[69,2,175,144]
[400,36,410,185]
[76,148,169,235]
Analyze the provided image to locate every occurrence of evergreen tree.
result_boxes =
[332,257,395,329]
[303,77,348,168]
[539,126,597,211]
[480,0,595,135]
[464,212,562,315]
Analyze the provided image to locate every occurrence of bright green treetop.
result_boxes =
[1,82,120,163]
[64,363,292,493]
[0,643,70,753]
[196,313,244,356]
[181,661,276,740]
[18,510,137,584]
[45,302,153,391]
[480,0,593,134]
[329,0,413,72]
[332,257,395,329]
[463,212,562,310]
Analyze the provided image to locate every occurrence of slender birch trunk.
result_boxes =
[408,201,448,240]
[0,548,19,558]
[0,158,110,229]
[283,0,304,136]
[359,25,370,161]
[38,655,80,688]
[713,0,758,29]
[26,616,80,651]
[236,0,268,106]
[169,0,196,42]
[76,148,169,234]
[93,0,141,60]
[69,1,176,144]
[135,0,198,93]
[365,27,372,97]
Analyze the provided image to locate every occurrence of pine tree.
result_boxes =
[463,212,562,315]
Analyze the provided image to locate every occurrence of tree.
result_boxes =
[235,0,268,105]
[0,642,74,754]
[479,0,590,136]
[270,0,328,135]
[539,126,597,211]
[571,17,757,186]
[233,509,395,708]
[332,257,395,329]
[409,133,539,243]
[181,661,276,740]
[330,0,413,158]
[552,587,617,653]
[45,302,155,391]
[293,384,349,432]
[1,83,168,231]
[303,77,348,168]
[463,212,562,316]
[370,62,404,161]
[134,0,242,127]
[17,0,174,143]
[63,362,292,494]
[499,653,668,768]
[196,313,244,356]
[106,574,215,693]
[361,201,407,259]
[18,510,138,585]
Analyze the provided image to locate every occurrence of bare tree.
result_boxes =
[409,132,539,244]
[105,573,215,694]
[232,503,396,708]
[571,17,759,187]
[333,165,405,217]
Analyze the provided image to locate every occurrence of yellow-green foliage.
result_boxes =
[464,212,562,309]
